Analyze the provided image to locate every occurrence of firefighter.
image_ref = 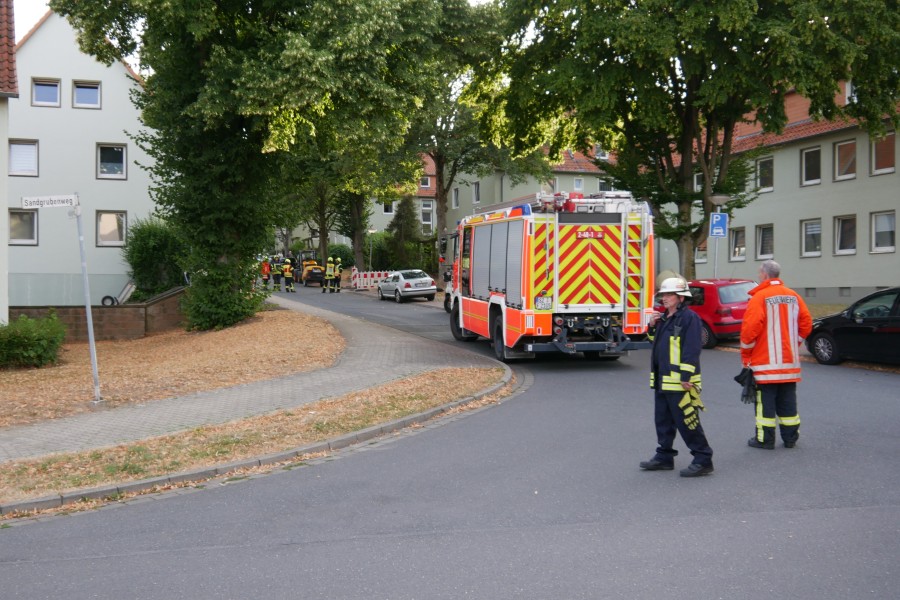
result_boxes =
[741,260,812,449]
[282,258,295,293]
[640,277,714,477]
[259,256,271,290]
[333,257,343,293]
[323,256,335,294]
[272,255,283,292]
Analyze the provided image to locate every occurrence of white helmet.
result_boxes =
[658,277,692,297]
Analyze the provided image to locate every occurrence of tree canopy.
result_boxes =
[486,0,900,277]
[51,0,453,328]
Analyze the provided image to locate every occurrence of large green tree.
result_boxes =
[402,0,551,241]
[488,0,900,278]
[52,0,446,328]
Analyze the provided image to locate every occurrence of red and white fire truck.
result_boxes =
[446,191,656,361]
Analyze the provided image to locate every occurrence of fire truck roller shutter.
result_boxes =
[506,220,525,307]
[489,222,508,294]
[473,225,492,299]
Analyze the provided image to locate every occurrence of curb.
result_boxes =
[0,364,514,518]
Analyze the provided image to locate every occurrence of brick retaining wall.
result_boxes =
[9,288,186,342]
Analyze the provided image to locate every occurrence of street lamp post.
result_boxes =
[367,229,377,271]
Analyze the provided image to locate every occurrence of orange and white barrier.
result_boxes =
[351,267,391,289]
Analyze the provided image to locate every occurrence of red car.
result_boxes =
[686,279,756,348]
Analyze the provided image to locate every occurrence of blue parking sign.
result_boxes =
[710,212,728,238]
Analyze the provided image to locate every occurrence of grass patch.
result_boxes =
[0,367,506,509]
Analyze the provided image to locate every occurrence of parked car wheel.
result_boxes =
[426,294,435,301]
[700,322,718,349]
[377,288,385,301]
[394,289,403,303]
[809,332,842,365]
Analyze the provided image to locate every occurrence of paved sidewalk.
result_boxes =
[0,296,492,465]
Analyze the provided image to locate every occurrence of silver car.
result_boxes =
[377,269,437,303]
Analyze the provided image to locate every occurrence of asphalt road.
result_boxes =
[2,289,898,599]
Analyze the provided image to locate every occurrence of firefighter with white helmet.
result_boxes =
[640,276,714,477]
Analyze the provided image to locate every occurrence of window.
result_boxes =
[693,172,704,193]
[97,144,127,179]
[598,179,612,192]
[574,177,584,191]
[472,182,480,204]
[755,225,774,259]
[729,228,746,261]
[756,157,774,191]
[9,210,38,245]
[594,145,608,160]
[542,178,558,194]
[419,176,430,188]
[871,211,895,253]
[96,211,126,247]
[73,81,101,108]
[871,132,895,176]
[834,140,857,181]
[801,147,821,185]
[9,140,38,176]
[834,215,856,255]
[382,201,394,214]
[421,200,433,235]
[801,219,822,257]
[695,239,707,264]
[32,79,60,107]
[452,188,459,210]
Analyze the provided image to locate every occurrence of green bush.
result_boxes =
[122,216,187,297]
[327,244,354,268]
[0,312,66,368]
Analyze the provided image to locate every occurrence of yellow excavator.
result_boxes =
[298,250,325,287]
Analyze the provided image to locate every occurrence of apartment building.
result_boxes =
[693,87,898,304]
[1,0,17,323]
[7,11,155,307]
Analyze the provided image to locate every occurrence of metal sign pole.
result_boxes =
[73,198,103,404]
[22,194,102,403]
[714,208,720,279]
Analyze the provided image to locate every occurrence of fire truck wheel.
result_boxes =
[492,316,508,362]
[450,303,477,342]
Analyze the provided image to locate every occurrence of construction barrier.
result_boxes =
[351,267,391,290]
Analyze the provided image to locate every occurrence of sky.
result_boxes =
[14,0,51,43]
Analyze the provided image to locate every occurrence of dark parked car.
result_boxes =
[806,286,900,365]
[377,270,437,303]
[687,279,756,348]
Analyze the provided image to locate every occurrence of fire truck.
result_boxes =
[446,191,656,362]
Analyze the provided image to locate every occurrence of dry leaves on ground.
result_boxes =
[0,309,344,429]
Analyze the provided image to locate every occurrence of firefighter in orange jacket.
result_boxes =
[741,260,813,449]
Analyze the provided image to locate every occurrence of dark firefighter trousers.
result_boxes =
[754,382,800,445]
[653,389,713,467]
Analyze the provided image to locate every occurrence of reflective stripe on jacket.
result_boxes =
[740,278,813,384]
[649,303,703,392]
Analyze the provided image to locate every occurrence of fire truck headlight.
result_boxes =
[534,295,553,310]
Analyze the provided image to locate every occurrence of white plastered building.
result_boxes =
[7,11,155,307]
